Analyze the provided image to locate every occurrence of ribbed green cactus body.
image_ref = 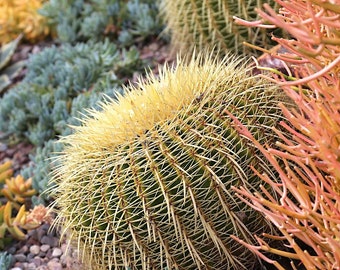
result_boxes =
[160,0,277,56]
[53,55,288,269]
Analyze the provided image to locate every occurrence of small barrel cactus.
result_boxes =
[160,0,278,56]
[52,54,290,269]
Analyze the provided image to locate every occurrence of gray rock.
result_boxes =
[60,243,68,254]
[40,244,50,253]
[27,262,38,269]
[30,244,40,255]
[45,249,53,259]
[17,245,28,254]
[14,262,28,268]
[52,248,63,258]
[41,236,59,247]
[38,251,46,258]
[7,246,17,255]
[47,260,62,270]
[37,265,49,270]
[27,253,35,261]
[27,229,38,240]
[31,257,43,266]
[60,254,67,267]
[14,253,26,262]
[37,227,47,241]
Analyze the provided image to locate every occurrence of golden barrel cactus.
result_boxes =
[160,0,278,56]
[52,54,290,269]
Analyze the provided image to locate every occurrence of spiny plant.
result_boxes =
[159,0,279,57]
[0,35,26,95]
[51,53,292,269]
[231,0,340,269]
[0,0,50,44]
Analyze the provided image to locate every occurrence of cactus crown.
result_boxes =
[52,54,290,269]
[66,54,248,150]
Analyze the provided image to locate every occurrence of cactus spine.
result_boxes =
[52,54,289,269]
[160,0,278,56]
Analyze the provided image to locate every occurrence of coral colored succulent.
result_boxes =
[0,0,50,44]
[231,0,340,269]
[0,161,13,184]
[1,175,36,210]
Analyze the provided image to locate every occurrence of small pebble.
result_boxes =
[14,253,26,262]
[7,246,17,255]
[0,143,7,151]
[37,266,49,270]
[14,262,28,268]
[60,254,67,267]
[30,244,40,255]
[41,236,59,247]
[27,262,38,269]
[60,243,68,254]
[27,253,35,261]
[52,248,63,258]
[38,251,47,258]
[28,229,38,240]
[17,245,29,254]
[40,244,50,253]
[46,249,53,259]
[37,227,47,241]
[47,260,62,270]
[32,258,43,266]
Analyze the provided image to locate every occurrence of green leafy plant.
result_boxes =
[0,39,147,199]
[39,0,162,45]
[0,35,26,94]
[51,54,292,269]
[0,39,138,146]
[230,0,340,269]
[159,0,279,57]
[0,252,13,269]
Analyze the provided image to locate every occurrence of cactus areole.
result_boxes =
[52,54,288,269]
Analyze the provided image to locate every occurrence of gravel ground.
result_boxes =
[5,222,83,270]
